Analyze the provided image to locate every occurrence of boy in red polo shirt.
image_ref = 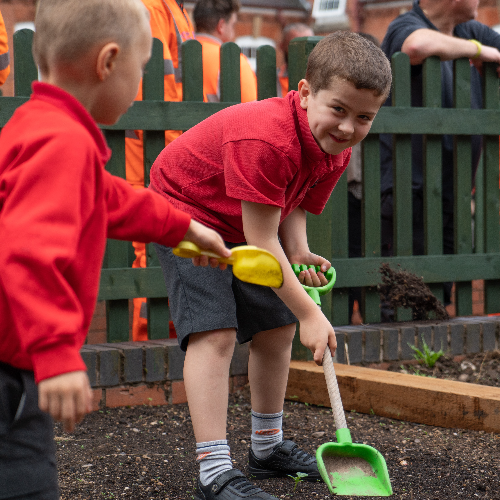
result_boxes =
[150,32,392,500]
[0,1,229,498]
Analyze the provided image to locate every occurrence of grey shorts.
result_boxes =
[154,243,297,352]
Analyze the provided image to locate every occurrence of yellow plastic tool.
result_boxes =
[173,241,283,288]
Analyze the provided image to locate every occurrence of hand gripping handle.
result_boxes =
[291,265,336,305]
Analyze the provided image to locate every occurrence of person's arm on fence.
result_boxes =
[401,28,500,68]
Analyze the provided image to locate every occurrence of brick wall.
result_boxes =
[81,317,500,409]
[81,339,250,409]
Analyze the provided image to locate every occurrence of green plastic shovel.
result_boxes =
[292,264,393,496]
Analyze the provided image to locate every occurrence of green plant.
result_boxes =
[409,336,443,368]
[287,472,308,492]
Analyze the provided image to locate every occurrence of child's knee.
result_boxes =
[189,328,236,357]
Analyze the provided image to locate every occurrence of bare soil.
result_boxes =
[377,263,449,321]
[385,349,500,386]
[55,351,500,500]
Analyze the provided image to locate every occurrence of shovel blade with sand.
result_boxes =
[317,346,392,496]
[173,241,283,288]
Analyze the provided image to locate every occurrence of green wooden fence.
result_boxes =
[3,32,500,348]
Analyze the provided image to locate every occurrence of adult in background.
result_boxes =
[194,0,257,103]
[0,9,10,87]
[277,22,314,97]
[379,0,500,320]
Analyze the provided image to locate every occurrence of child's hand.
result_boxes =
[38,371,93,433]
[298,266,329,287]
[183,219,231,268]
[298,310,337,365]
[292,253,331,288]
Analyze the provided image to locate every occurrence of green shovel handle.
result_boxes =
[291,265,336,305]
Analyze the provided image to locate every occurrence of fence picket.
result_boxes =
[13,29,36,97]
[220,42,241,102]
[362,135,382,323]
[482,62,500,313]
[453,58,473,315]
[103,130,131,342]
[256,45,277,100]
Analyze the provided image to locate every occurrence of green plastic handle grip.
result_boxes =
[291,264,336,306]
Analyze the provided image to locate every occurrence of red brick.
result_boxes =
[86,329,107,345]
[91,389,103,411]
[104,384,168,408]
[171,380,187,404]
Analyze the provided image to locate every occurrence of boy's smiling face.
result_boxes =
[298,77,386,156]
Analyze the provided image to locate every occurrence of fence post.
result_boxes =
[422,56,444,306]
[13,29,37,97]
[145,38,170,340]
[391,52,413,321]
[103,126,130,342]
[362,135,382,323]
[256,45,277,100]
[482,62,500,313]
[453,58,473,316]
[220,42,241,102]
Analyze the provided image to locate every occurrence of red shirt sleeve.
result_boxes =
[105,172,191,247]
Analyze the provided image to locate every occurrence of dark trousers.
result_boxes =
[0,362,59,499]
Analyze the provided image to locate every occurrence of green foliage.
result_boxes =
[409,336,444,368]
[287,472,308,492]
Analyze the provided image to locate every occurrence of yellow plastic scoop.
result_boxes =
[172,241,283,288]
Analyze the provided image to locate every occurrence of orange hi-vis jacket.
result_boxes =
[277,65,288,98]
[195,33,257,103]
[0,10,10,86]
[125,0,194,188]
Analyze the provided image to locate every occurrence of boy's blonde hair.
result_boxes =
[33,0,150,76]
[305,31,392,98]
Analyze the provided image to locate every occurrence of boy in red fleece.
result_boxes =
[150,32,392,500]
[0,1,229,498]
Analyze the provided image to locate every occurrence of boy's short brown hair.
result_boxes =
[33,0,150,76]
[305,31,392,98]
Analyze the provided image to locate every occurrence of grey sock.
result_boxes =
[251,410,283,459]
[196,440,232,486]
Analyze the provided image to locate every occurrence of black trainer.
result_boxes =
[194,469,278,500]
[248,440,321,482]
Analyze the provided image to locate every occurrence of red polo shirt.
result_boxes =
[150,90,350,242]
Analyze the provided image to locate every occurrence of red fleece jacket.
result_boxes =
[0,82,191,382]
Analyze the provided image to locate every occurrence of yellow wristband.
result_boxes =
[469,39,482,59]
